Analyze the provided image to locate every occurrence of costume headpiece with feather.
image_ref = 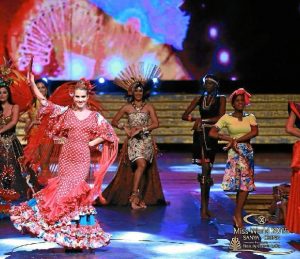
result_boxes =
[0,57,33,112]
[114,62,162,96]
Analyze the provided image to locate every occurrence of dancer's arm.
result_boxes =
[28,73,47,106]
[89,137,104,147]
[236,114,259,143]
[111,105,127,129]
[111,105,131,136]
[236,125,259,143]
[209,126,233,142]
[0,105,20,134]
[182,96,200,121]
[145,103,159,131]
[286,111,300,138]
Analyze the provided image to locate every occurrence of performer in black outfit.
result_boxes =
[182,74,226,219]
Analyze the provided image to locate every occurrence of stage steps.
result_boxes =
[16,94,300,144]
[228,193,274,216]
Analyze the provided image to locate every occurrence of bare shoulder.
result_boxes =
[192,96,201,102]
[122,103,132,112]
[145,102,156,111]
[12,104,20,112]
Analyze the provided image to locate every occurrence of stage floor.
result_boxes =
[0,151,299,258]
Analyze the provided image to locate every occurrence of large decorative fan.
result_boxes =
[7,0,190,80]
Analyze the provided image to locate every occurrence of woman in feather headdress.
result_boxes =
[102,63,167,209]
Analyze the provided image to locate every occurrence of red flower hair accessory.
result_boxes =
[69,78,95,97]
[229,88,251,105]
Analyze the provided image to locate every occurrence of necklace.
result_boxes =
[202,96,214,110]
[132,102,145,112]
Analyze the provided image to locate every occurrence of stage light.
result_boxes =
[218,50,230,65]
[32,63,43,74]
[71,58,89,79]
[41,77,48,83]
[209,26,218,39]
[104,56,126,77]
[98,77,105,84]
[115,231,153,243]
[153,243,212,255]
[230,76,237,81]
[152,77,158,83]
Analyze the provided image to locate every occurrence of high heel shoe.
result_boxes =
[129,191,143,210]
[139,200,147,209]
[233,216,243,229]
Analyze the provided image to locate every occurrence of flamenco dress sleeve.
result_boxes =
[89,113,119,204]
[23,101,68,172]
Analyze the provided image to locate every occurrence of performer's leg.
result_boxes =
[234,190,249,228]
[130,158,147,209]
[198,160,214,219]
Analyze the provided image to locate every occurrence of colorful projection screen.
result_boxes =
[0,0,191,80]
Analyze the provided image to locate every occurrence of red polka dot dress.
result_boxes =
[10,102,118,249]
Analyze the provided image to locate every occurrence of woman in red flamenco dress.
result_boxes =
[285,101,300,233]
[10,73,118,249]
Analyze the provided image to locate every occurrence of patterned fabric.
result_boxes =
[0,113,27,197]
[127,112,153,162]
[11,198,110,248]
[10,102,118,249]
[222,143,255,192]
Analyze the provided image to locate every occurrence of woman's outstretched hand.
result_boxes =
[27,71,35,86]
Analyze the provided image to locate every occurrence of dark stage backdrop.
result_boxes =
[0,0,299,92]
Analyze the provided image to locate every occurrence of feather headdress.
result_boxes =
[114,62,162,95]
[0,57,33,112]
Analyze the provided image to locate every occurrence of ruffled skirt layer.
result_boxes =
[10,177,111,249]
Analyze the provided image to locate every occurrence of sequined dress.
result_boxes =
[103,110,166,206]
[0,111,27,218]
[127,112,154,162]
[10,102,118,249]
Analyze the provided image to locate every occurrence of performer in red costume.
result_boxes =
[285,101,300,233]
[10,71,118,250]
